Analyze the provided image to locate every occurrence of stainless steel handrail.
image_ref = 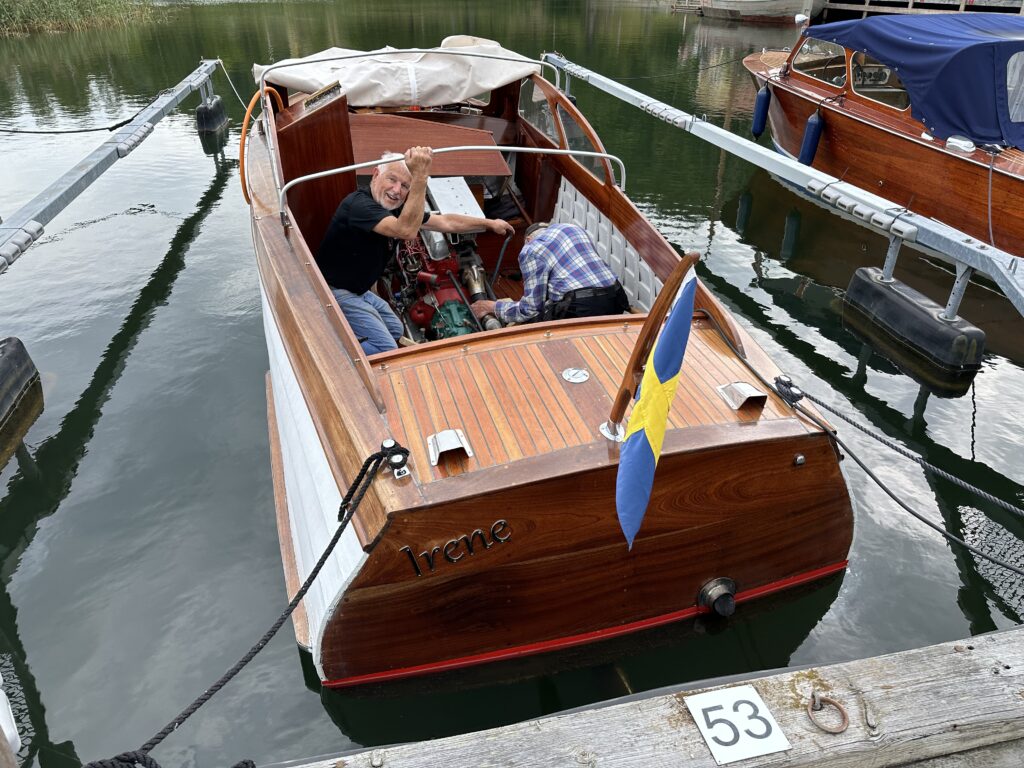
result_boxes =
[256,49,555,199]
[276,145,627,228]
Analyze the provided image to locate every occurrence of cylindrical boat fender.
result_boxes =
[798,110,823,165]
[751,85,771,138]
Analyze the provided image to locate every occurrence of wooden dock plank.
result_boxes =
[304,628,1024,767]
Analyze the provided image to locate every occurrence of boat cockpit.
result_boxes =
[790,37,910,112]
[249,49,669,356]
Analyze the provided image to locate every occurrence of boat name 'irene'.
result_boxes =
[399,519,511,576]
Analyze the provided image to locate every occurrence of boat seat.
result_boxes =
[552,178,662,311]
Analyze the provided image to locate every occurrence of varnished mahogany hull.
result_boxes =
[319,427,852,685]
[754,75,1024,257]
[248,73,854,688]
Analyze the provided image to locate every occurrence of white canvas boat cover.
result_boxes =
[252,35,541,107]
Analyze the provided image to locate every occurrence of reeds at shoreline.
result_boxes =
[1,0,152,36]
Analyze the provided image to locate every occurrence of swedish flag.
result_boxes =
[616,269,698,548]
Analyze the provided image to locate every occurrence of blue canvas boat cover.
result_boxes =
[805,14,1024,149]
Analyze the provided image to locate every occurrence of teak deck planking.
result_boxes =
[372,318,793,482]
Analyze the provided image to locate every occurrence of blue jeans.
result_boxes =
[332,288,404,355]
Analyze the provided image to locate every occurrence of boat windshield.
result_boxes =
[556,104,608,183]
[1010,52,1024,123]
[852,52,910,111]
[792,38,847,88]
[519,78,561,145]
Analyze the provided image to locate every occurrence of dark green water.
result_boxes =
[1,2,1022,766]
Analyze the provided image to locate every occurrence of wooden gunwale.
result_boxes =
[779,70,1024,178]
[249,118,423,548]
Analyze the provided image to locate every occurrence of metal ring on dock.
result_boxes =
[806,691,849,734]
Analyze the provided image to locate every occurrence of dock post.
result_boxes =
[941,262,974,322]
[880,233,901,282]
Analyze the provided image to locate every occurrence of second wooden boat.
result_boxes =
[744,14,1024,256]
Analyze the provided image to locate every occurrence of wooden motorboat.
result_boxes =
[245,37,853,688]
[743,14,1024,256]
[701,0,823,24]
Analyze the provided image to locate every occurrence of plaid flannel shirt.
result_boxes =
[494,223,617,324]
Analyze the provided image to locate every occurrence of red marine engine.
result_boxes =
[384,229,499,341]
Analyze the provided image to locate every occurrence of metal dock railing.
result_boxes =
[544,53,1024,326]
[0,59,223,275]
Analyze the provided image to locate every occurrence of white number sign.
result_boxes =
[683,684,790,765]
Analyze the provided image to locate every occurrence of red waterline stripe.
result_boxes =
[323,560,847,688]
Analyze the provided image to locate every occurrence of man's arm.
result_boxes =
[481,242,549,324]
[372,147,432,240]
[424,213,514,237]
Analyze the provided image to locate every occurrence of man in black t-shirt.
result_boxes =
[317,146,513,354]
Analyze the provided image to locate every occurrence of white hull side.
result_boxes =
[259,279,367,674]
[701,0,824,20]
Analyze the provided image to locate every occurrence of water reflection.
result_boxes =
[0,156,232,765]
[319,576,843,747]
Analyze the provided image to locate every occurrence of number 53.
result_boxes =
[701,700,774,746]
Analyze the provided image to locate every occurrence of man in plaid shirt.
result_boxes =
[471,222,628,324]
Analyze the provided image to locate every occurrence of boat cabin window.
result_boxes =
[556,104,608,183]
[792,38,847,87]
[1009,52,1024,122]
[519,78,561,146]
[852,52,910,110]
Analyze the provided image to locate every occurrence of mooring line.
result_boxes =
[695,309,1024,578]
[81,442,410,768]
[0,90,172,135]
[790,386,1024,523]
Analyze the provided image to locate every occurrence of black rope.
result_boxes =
[773,379,1024,523]
[1,89,171,135]
[0,117,135,134]
[694,309,1024,577]
[81,442,410,768]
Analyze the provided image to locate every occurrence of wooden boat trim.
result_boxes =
[531,74,614,185]
[266,372,311,650]
[321,559,847,688]
[415,417,818,507]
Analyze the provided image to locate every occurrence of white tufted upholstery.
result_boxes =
[551,178,662,311]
